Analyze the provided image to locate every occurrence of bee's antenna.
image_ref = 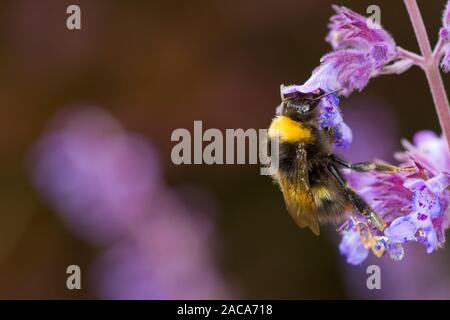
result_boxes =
[313,88,341,100]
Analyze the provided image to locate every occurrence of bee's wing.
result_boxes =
[280,183,321,235]
[279,146,320,235]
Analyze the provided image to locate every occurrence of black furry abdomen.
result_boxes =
[307,159,348,224]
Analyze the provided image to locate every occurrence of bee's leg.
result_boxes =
[328,164,386,231]
[331,155,415,173]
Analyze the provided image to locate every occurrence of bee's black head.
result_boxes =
[280,89,324,122]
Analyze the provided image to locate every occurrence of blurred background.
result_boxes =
[0,0,449,299]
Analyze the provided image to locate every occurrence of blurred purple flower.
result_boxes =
[30,107,234,299]
[30,107,161,244]
[337,95,400,163]
[92,191,231,299]
[342,244,450,299]
[91,187,232,299]
[339,131,450,265]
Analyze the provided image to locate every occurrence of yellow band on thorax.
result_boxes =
[268,116,313,143]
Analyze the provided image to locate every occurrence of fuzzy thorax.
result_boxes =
[268,116,314,144]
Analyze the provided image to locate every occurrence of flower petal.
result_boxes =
[327,6,396,61]
[384,216,417,243]
[339,228,369,265]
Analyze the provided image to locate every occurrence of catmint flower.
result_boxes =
[326,6,397,62]
[440,1,450,72]
[339,227,369,265]
[300,6,397,96]
[339,131,450,265]
[312,49,373,95]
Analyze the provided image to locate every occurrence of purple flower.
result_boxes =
[326,6,397,63]
[30,107,161,244]
[440,1,450,72]
[339,227,369,265]
[339,131,450,264]
[30,107,235,299]
[396,130,450,175]
[92,196,232,299]
[299,6,397,96]
[301,49,372,97]
[314,49,373,96]
[333,122,353,148]
[441,42,450,73]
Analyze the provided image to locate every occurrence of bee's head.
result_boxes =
[280,90,324,122]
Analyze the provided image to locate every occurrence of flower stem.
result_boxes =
[433,37,446,61]
[397,46,424,65]
[404,0,450,149]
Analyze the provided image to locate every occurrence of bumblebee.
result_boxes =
[268,87,412,235]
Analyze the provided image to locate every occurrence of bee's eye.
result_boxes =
[283,101,312,115]
[299,105,310,113]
